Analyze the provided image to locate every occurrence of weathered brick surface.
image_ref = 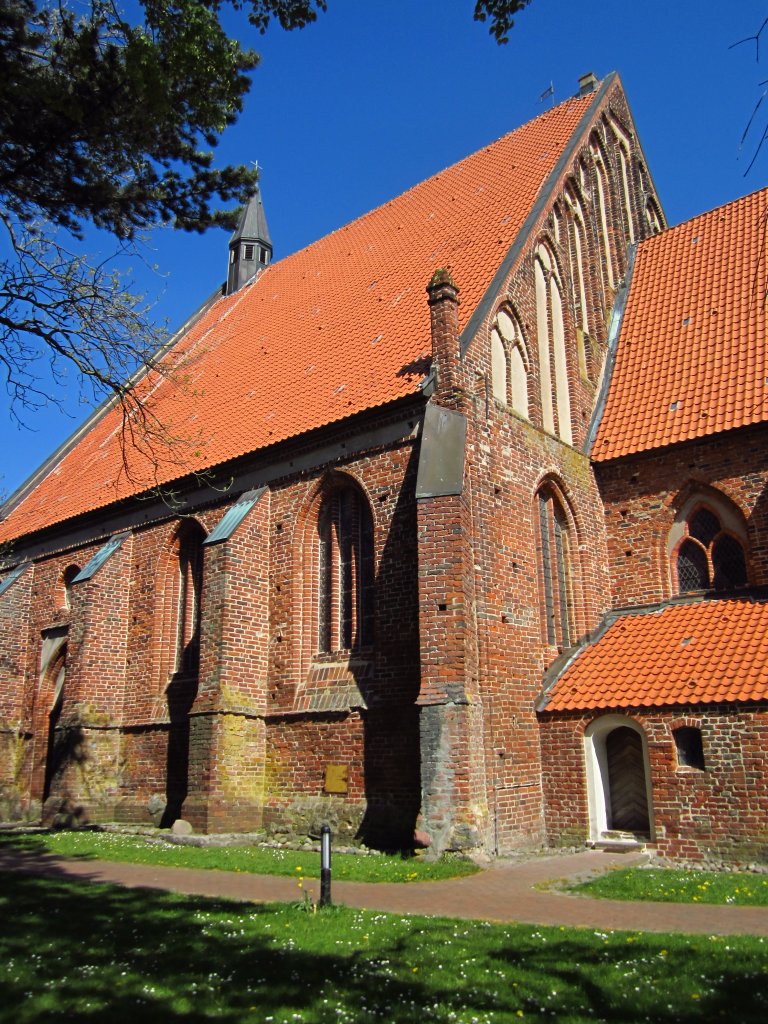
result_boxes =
[5,85,761,865]
[597,428,768,607]
[540,706,768,864]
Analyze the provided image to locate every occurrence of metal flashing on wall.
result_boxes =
[584,242,637,455]
[203,487,265,546]
[72,532,130,583]
[0,561,29,597]
[415,404,467,499]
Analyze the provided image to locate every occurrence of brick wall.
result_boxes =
[0,79,677,852]
[597,427,768,607]
[0,562,32,818]
[0,419,424,837]
[427,80,648,853]
[540,704,768,864]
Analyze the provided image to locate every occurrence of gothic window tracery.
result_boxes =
[490,306,529,417]
[674,505,748,594]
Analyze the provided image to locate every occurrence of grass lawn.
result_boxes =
[569,868,768,907]
[0,830,478,883]
[0,871,766,1023]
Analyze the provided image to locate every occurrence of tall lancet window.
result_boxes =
[564,183,590,335]
[534,243,571,443]
[490,306,529,418]
[318,485,375,652]
[609,119,636,247]
[590,135,615,293]
[156,521,205,686]
[537,485,575,649]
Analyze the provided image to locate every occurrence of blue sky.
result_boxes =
[2,0,766,499]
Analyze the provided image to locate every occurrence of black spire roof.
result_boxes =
[227,187,272,294]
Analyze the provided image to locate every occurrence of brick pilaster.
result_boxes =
[185,492,271,831]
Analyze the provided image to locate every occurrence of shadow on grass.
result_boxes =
[0,830,100,867]
[0,870,766,1023]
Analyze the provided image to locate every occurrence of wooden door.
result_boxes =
[605,726,650,833]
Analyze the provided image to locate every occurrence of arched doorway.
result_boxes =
[605,726,650,832]
[584,715,653,841]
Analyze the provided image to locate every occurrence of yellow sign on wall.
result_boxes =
[324,764,349,794]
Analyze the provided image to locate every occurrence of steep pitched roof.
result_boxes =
[541,598,768,712]
[592,187,768,462]
[0,86,603,544]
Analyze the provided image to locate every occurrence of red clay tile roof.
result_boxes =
[542,598,768,711]
[0,90,599,544]
[592,187,768,462]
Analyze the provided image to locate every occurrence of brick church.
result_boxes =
[1,72,766,863]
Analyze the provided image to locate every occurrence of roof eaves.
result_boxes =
[3,391,426,563]
[537,590,768,713]
[0,284,227,527]
[459,71,619,357]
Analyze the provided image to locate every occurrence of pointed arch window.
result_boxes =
[564,183,590,335]
[55,564,81,611]
[590,135,615,292]
[534,243,572,443]
[490,306,529,417]
[537,486,575,648]
[318,485,374,652]
[674,506,747,594]
[175,524,204,675]
[609,118,636,246]
[157,521,205,684]
[645,198,662,236]
[617,142,635,244]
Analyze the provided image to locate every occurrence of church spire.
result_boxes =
[227,186,272,294]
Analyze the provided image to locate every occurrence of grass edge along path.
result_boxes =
[1,869,767,1024]
[0,829,478,884]
[567,867,768,907]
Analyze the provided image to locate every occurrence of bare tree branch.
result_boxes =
[0,212,213,489]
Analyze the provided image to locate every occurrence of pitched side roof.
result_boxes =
[0,87,601,544]
[592,187,768,462]
[541,598,768,712]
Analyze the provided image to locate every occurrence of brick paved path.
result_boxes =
[2,847,767,936]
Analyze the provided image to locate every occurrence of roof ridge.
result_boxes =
[260,89,599,273]
[0,83,607,545]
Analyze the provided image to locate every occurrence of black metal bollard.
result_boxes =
[320,825,332,907]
